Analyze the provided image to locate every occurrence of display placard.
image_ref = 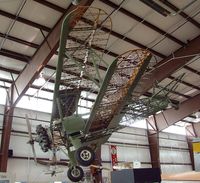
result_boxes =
[193,142,200,153]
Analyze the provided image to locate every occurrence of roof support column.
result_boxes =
[192,123,200,137]
[147,93,200,131]
[146,119,160,169]
[0,86,14,172]
[147,130,160,169]
[91,147,102,183]
[186,136,195,170]
[137,35,200,95]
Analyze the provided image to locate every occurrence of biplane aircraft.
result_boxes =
[26,6,179,182]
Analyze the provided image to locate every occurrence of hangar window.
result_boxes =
[0,88,6,105]
[16,96,52,113]
[163,125,186,135]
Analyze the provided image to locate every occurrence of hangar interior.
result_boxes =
[0,0,200,182]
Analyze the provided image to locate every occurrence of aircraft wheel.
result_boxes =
[76,146,95,166]
[67,166,84,182]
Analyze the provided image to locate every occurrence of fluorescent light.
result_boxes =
[33,73,46,86]
[71,0,80,5]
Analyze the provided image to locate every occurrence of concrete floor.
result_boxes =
[162,171,200,182]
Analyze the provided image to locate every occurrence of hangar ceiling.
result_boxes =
[0,0,200,170]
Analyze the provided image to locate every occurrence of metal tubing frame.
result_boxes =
[0,0,94,172]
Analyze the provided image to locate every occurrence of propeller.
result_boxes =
[25,114,37,164]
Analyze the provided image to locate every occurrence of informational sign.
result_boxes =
[133,161,141,168]
[193,142,200,153]
[110,145,118,170]
[193,141,200,171]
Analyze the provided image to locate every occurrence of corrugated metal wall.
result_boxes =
[0,105,193,182]
[159,132,192,174]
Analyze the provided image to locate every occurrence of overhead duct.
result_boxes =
[71,0,81,5]
[140,0,170,16]
[140,0,198,17]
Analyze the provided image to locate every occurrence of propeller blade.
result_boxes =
[25,114,33,141]
[52,150,57,164]
[31,144,37,164]
[25,114,37,164]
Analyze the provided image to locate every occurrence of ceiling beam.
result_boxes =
[0,32,39,49]
[33,0,166,58]
[184,65,200,76]
[0,49,198,98]
[135,35,200,96]
[0,59,191,101]
[33,0,65,13]
[186,123,200,138]
[148,92,200,131]
[100,0,185,46]
[160,0,200,29]
[81,17,165,58]
[10,3,96,106]
[0,9,51,32]
[0,0,94,172]
[168,75,200,91]
[192,123,200,137]
[0,48,31,62]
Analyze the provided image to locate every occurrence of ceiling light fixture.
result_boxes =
[71,0,80,5]
[140,0,170,17]
[195,111,200,119]
[33,73,46,86]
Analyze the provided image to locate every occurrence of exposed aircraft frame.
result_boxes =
[25,6,168,182]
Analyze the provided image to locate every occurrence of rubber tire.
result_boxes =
[67,166,84,182]
[75,146,95,167]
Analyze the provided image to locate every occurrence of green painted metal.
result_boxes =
[47,6,156,169]
[70,136,82,150]
[63,115,85,134]
[65,52,100,87]
[68,148,77,166]
[108,54,152,129]
[89,48,109,67]
[51,8,80,121]
[84,59,118,134]
[89,50,104,84]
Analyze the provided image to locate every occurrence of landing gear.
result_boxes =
[75,146,95,166]
[67,166,84,182]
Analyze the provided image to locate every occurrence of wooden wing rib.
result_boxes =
[51,7,112,121]
[84,49,152,133]
[51,7,91,121]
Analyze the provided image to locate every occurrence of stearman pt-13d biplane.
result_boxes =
[26,6,178,182]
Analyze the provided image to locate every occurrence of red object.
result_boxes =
[110,145,118,170]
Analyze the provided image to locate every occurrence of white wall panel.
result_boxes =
[101,144,150,163]
[0,105,194,182]
[108,135,148,145]
[117,146,150,162]
[160,149,191,164]
[161,165,192,174]
[159,132,186,141]
[101,144,110,161]
[8,159,69,183]
[160,138,188,148]
[118,127,147,136]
